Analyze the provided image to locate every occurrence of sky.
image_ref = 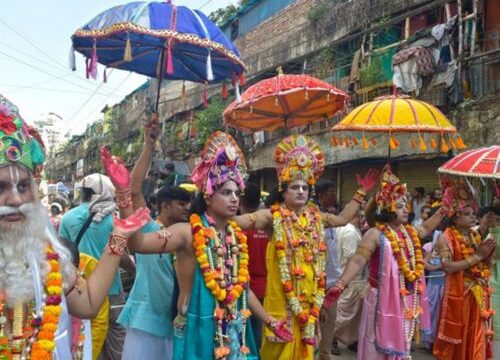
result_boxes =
[0,0,235,137]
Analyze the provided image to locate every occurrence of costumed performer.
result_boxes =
[234,134,379,360]
[0,93,150,359]
[100,131,293,360]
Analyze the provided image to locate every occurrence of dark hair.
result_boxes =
[164,163,175,171]
[421,205,431,214]
[81,187,94,202]
[157,186,192,208]
[190,193,207,215]
[241,182,261,210]
[374,210,397,223]
[478,205,500,219]
[315,179,335,195]
[414,187,425,197]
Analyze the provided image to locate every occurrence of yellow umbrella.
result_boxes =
[330,94,466,154]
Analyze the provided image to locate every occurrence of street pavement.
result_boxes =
[330,344,435,359]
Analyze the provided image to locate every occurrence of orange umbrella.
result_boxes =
[223,73,348,132]
[330,94,466,154]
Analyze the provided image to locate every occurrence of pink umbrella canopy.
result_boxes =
[438,145,500,179]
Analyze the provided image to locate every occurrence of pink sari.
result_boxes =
[358,234,431,359]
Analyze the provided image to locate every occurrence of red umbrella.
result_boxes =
[438,145,500,179]
[223,73,348,132]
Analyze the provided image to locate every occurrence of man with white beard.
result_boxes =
[0,94,150,359]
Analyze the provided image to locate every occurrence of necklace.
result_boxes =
[271,203,326,342]
[377,223,424,355]
[448,227,491,280]
[0,246,63,360]
[190,214,251,359]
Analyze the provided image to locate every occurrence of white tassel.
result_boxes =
[235,82,242,103]
[206,50,214,81]
[69,45,76,71]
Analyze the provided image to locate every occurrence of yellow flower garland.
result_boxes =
[449,227,491,280]
[271,203,326,341]
[0,246,63,360]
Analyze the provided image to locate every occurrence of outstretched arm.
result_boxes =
[323,228,379,309]
[66,208,149,318]
[322,168,380,227]
[234,208,273,231]
[417,207,446,238]
[130,116,160,209]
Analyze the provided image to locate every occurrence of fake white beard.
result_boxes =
[0,202,75,307]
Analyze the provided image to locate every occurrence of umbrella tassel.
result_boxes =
[419,134,427,151]
[124,34,132,62]
[203,83,208,108]
[430,136,438,149]
[166,40,174,75]
[411,137,417,149]
[85,57,90,79]
[456,136,467,149]
[441,136,449,153]
[351,137,358,146]
[221,83,228,99]
[390,135,399,150]
[235,82,242,103]
[343,136,350,147]
[331,136,338,147]
[206,50,214,81]
[90,43,98,80]
[69,45,76,71]
[448,136,457,149]
[371,138,377,146]
[239,73,246,87]
[362,135,369,150]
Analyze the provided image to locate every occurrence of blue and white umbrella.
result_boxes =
[71,1,245,109]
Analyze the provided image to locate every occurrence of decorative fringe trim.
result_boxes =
[419,134,427,151]
[441,136,449,153]
[411,137,417,149]
[430,137,438,149]
[331,136,338,147]
[389,135,399,150]
[351,137,358,146]
[235,82,242,103]
[206,50,214,81]
[69,45,76,71]
[166,41,174,75]
[455,136,467,149]
[89,41,98,80]
[124,34,132,62]
[362,135,369,150]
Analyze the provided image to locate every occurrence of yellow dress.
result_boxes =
[79,253,110,360]
[260,206,322,360]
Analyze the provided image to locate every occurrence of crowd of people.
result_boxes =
[0,93,499,360]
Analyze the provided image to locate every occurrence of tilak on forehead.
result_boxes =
[191,131,247,195]
[0,93,46,181]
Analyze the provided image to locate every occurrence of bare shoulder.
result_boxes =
[362,227,381,248]
[167,222,192,240]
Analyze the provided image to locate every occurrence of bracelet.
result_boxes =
[248,213,257,229]
[115,187,132,209]
[465,254,481,267]
[355,245,373,260]
[108,233,128,256]
[157,229,171,253]
[264,316,277,329]
[352,189,366,204]
[335,279,348,291]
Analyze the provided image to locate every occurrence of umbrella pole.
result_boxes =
[155,48,166,112]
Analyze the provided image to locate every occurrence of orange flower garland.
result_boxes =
[190,214,249,305]
[0,246,63,359]
[271,203,326,342]
[190,213,251,358]
[377,223,424,282]
[448,227,491,280]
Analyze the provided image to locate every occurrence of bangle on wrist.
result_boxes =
[108,232,128,256]
[336,279,348,291]
[115,187,132,209]
[352,189,366,204]
[465,254,481,267]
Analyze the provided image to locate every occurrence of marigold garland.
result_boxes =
[0,246,63,359]
[271,203,326,342]
[190,213,251,358]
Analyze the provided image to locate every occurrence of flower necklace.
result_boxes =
[377,223,424,353]
[271,203,326,342]
[190,214,251,359]
[446,227,495,339]
[378,223,424,282]
[448,227,491,280]
[0,246,63,360]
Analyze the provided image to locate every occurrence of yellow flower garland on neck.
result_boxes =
[271,203,326,341]
[449,227,491,280]
[0,246,63,359]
